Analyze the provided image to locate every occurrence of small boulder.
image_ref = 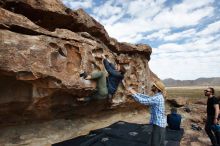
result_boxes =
[167,97,188,107]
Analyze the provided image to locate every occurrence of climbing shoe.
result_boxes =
[80,71,88,79]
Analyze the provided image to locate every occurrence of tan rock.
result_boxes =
[190,142,202,146]
[167,96,188,107]
[194,98,207,105]
[0,0,157,125]
[189,115,204,124]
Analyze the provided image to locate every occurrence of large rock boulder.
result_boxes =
[0,0,158,125]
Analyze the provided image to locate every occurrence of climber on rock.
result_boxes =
[78,54,126,102]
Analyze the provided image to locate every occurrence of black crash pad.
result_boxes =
[53,121,184,146]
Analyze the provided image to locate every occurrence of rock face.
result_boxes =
[167,97,188,107]
[0,0,157,125]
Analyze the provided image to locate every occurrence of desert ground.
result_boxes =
[1,86,220,146]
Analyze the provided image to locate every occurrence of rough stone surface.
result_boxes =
[176,101,211,146]
[167,97,188,107]
[194,98,207,105]
[0,0,157,125]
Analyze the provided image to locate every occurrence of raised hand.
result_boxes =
[101,54,106,59]
[128,87,137,94]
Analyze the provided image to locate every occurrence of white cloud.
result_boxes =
[164,29,196,41]
[149,55,220,80]
[100,13,124,25]
[153,34,220,56]
[146,29,170,41]
[60,0,220,80]
[173,0,214,12]
[93,0,122,18]
[158,43,185,51]
[61,0,216,43]
[94,0,215,43]
[150,31,220,80]
[198,20,220,36]
[105,18,152,42]
[152,6,214,29]
[62,0,93,10]
[127,0,163,19]
[91,0,167,41]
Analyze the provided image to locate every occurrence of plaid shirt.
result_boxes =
[132,92,166,128]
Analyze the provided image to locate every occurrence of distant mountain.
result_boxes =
[163,77,220,87]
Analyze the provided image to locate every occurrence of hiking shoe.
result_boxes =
[80,71,88,79]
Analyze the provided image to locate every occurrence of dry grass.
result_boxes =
[166,86,220,101]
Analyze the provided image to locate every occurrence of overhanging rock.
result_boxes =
[0,0,159,125]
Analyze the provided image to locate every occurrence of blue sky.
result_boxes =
[62,0,220,80]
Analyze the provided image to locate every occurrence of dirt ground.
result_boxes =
[0,102,213,146]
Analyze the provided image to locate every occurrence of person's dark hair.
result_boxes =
[119,65,126,75]
[208,87,215,94]
[171,107,177,113]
